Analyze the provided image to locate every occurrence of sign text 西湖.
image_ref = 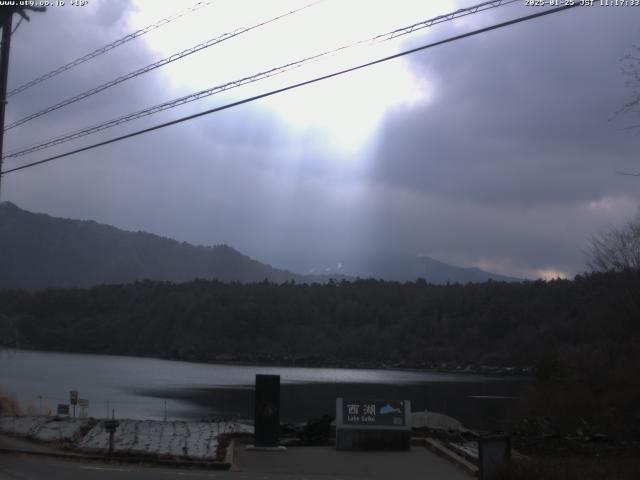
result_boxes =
[342,399,406,427]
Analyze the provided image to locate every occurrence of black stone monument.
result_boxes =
[254,374,280,447]
[479,434,511,480]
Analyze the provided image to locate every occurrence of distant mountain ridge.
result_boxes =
[0,202,309,290]
[297,255,520,283]
[0,202,519,290]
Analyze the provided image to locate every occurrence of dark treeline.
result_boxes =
[1,271,639,437]
[0,271,637,369]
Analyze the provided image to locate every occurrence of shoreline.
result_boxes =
[136,380,528,431]
[0,347,533,378]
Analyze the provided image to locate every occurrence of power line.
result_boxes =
[3,0,519,160]
[367,0,519,43]
[6,1,215,98]
[4,0,322,132]
[0,4,579,177]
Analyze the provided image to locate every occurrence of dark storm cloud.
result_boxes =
[362,5,640,276]
[369,6,640,207]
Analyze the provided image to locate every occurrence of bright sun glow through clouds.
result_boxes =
[127,0,448,154]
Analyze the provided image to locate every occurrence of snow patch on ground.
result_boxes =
[450,441,478,459]
[411,410,466,432]
[77,419,252,459]
[0,416,90,441]
[1,416,252,460]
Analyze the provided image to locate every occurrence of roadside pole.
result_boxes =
[0,11,13,200]
[104,409,119,455]
[69,390,78,418]
[0,6,45,199]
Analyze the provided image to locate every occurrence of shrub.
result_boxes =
[0,390,21,416]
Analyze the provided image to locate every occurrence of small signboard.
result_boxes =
[104,419,120,433]
[104,419,120,455]
[78,398,89,408]
[69,390,78,405]
[342,399,407,427]
[336,398,411,450]
[57,404,69,415]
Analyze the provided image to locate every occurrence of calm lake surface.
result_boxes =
[0,349,528,430]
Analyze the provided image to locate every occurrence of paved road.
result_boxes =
[1,447,471,480]
[0,454,231,480]
[237,445,470,479]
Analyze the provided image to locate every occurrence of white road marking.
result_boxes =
[78,465,132,472]
[134,469,220,477]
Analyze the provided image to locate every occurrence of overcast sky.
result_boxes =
[2,0,639,279]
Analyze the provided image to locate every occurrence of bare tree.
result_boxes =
[612,45,640,176]
[588,215,640,272]
[616,45,640,127]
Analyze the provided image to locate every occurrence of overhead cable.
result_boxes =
[3,0,519,159]
[4,0,322,131]
[0,4,579,176]
[6,1,216,97]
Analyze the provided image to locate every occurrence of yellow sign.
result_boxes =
[70,390,78,405]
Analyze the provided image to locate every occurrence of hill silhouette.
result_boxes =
[1,202,518,289]
[288,254,519,283]
[0,202,307,290]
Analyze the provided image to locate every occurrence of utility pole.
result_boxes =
[0,6,45,200]
[0,10,13,201]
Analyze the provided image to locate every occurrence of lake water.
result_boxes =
[0,349,528,430]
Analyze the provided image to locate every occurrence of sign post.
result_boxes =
[104,411,120,456]
[69,391,78,418]
[335,398,411,450]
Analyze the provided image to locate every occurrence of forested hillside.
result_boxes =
[0,202,307,289]
[0,272,637,370]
